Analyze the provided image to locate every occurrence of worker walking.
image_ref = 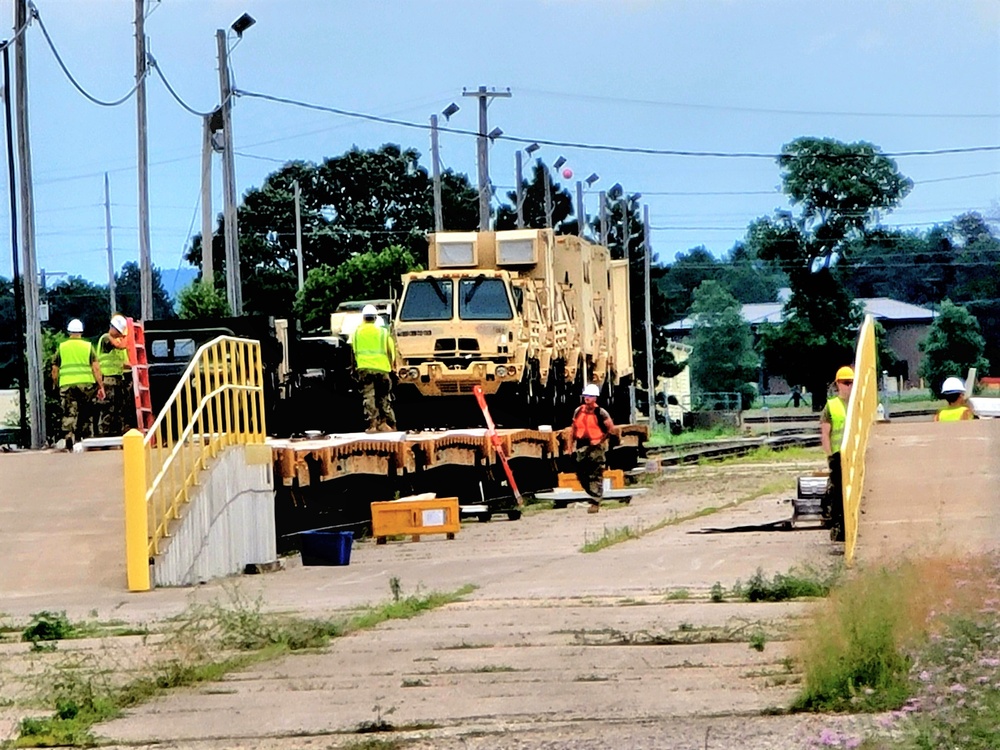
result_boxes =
[351,304,397,432]
[934,377,974,422]
[95,314,132,437]
[51,319,105,450]
[819,365,853,542]
[570,383,616,514]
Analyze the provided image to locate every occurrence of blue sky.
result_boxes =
[1,0,998,291]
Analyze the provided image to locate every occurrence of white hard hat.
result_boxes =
[361,304,378,317]
[374,316,386,328]
[583,383,600,398]
[941,377,965,395]
[67,319,84,334]
[110,314,128,334]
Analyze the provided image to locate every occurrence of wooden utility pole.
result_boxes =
[14,0,44,448]
[217,29,242,315]
[576,181,585,238]
[293,180,303,292]
[643,205,655,428]
[104,173,117,313]
[515,150,524,228]
[430,114,443,232]
[543,166,553,230]
[135,0,152,319]
[599,191,608,247]
[463,86,510,231]
[200,114,214,286]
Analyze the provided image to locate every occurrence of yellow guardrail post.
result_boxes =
[123,428,151,592]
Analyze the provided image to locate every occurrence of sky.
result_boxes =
[0,0,999,294]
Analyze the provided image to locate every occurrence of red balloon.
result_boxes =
[562,168,573,179]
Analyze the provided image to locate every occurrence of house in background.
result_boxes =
[664,292,936,392]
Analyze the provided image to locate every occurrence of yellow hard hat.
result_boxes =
[835,366,855,382]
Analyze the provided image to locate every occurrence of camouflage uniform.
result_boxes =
[574,442,607,500]
[98,376,130,436]
[60,384,97,444]
[358,370,396,431]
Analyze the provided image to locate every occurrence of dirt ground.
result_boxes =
[2,419,997,749]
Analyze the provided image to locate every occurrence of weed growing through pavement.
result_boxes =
[667,589,690,600]
[12,583,476,748]
[734,566,840,603]
[710,582,725,602]
[580,524,641,553]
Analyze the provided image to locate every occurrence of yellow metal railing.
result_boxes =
[123,336,267,591]
[841,315,878,565]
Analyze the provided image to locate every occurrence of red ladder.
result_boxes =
[126,318,154,434]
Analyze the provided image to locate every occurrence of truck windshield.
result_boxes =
[459,278,513,320]
[399,279,453,321]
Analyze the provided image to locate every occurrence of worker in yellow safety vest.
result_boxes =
[350,304,397,432]
[95,314,132,437]
[819,365,853,542]
[51,318,105,450]
[934,377,974,422]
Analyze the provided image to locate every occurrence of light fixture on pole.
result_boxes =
[585,173,599,187]
[231,13,256,36]
[524,142,540,156]
[487,126,503,142]
[442,102,460,120]
[552,156,566,171]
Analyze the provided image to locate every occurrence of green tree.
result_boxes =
[44,276,112,334]
[751,138,911,410]
[177,278,232,319]
[495,160,574,232]
[688,281,759,409]
[294,245,419,332]
[113,262,175,321]
[185,147,478,318]
[918,300,989,397]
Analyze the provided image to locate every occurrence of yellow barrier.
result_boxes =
[841,315,878,565]
[557,469,625,491]
[123,336,267,592]
[371,497,460,543]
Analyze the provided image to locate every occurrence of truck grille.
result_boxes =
[438,382,479,394]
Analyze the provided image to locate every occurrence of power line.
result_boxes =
[235,89,1000,160]
[32,3,146,107]
[148,53,223,117]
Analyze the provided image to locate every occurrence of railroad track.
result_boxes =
[646,430,820,467]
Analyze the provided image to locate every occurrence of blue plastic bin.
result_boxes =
[299,530,353,566]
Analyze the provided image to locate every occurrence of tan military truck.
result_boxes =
[392,228,633,428]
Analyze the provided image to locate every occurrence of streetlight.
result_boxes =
[432,103,461,231]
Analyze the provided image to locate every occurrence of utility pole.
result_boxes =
[217,29,242,315]
[430,114,443,232]
[622,193,631,263]
[576,181,585,238]
[463,86,510,231]
[514,150,524,228]
[3,43,28,447]
[200,114,214,286]
[643,205,654,428]
[14,0,45,448]
[134,0,152,319]
[104,173,117,313]
[543,166,554,230]
[293,180,303,293]
[599,191,608,247]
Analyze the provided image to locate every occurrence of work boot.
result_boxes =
[587,503,600,514]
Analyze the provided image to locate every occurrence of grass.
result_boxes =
[734,566,840,603]
[580,524,642,553]
[703,445,824,466]
[11,583,476,748]
[646,424,742,448]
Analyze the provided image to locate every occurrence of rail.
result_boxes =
[123,336,267,591]
[841,315,878,565]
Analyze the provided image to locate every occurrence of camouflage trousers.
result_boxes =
[97,376,130,437]
[358,370,396,432]
[60,384,97,444]
[574,441,607,504]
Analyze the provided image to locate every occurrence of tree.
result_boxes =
[185,147,478,318]
[751,137,911,409]
[687,281,759,409]
[44,276,112,334]
[177,279,231,319]
[495,160,574,231]
[294,245,419,332]
[918,300,989,397]
[0,277,17,388]
[114,262,175,321]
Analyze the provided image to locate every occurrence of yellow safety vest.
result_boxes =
[825,396,847,455]
[937,405,970,422]
[58,338,96,387]
[352,322,393,373]
[96,334,129,377]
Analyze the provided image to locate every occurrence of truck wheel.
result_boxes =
[477,512,492,523]
[506,510,522,521]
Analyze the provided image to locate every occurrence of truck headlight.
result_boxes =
[408,367,419,379]
[495,365,508,378]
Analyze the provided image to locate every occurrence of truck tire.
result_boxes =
[506,509,522,521]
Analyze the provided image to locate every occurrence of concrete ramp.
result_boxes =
[856,420,1000,565]
[0,451,127,609]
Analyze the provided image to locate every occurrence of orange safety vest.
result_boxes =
[573,405,609,442]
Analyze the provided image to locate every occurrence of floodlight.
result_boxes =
[524,142,540,155]
[611,182,623,195]
[442,102,460,120]
[585,173,599,187]
[552,156,566,170]
[488,127,503,141]
[231,13,256,37]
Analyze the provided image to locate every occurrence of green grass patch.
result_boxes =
[646,424,742,448]
[580,524,641,553]
[703,445,823,466]
[12,583,476,748]
[735,566,839,603]
[666,589,690,600]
